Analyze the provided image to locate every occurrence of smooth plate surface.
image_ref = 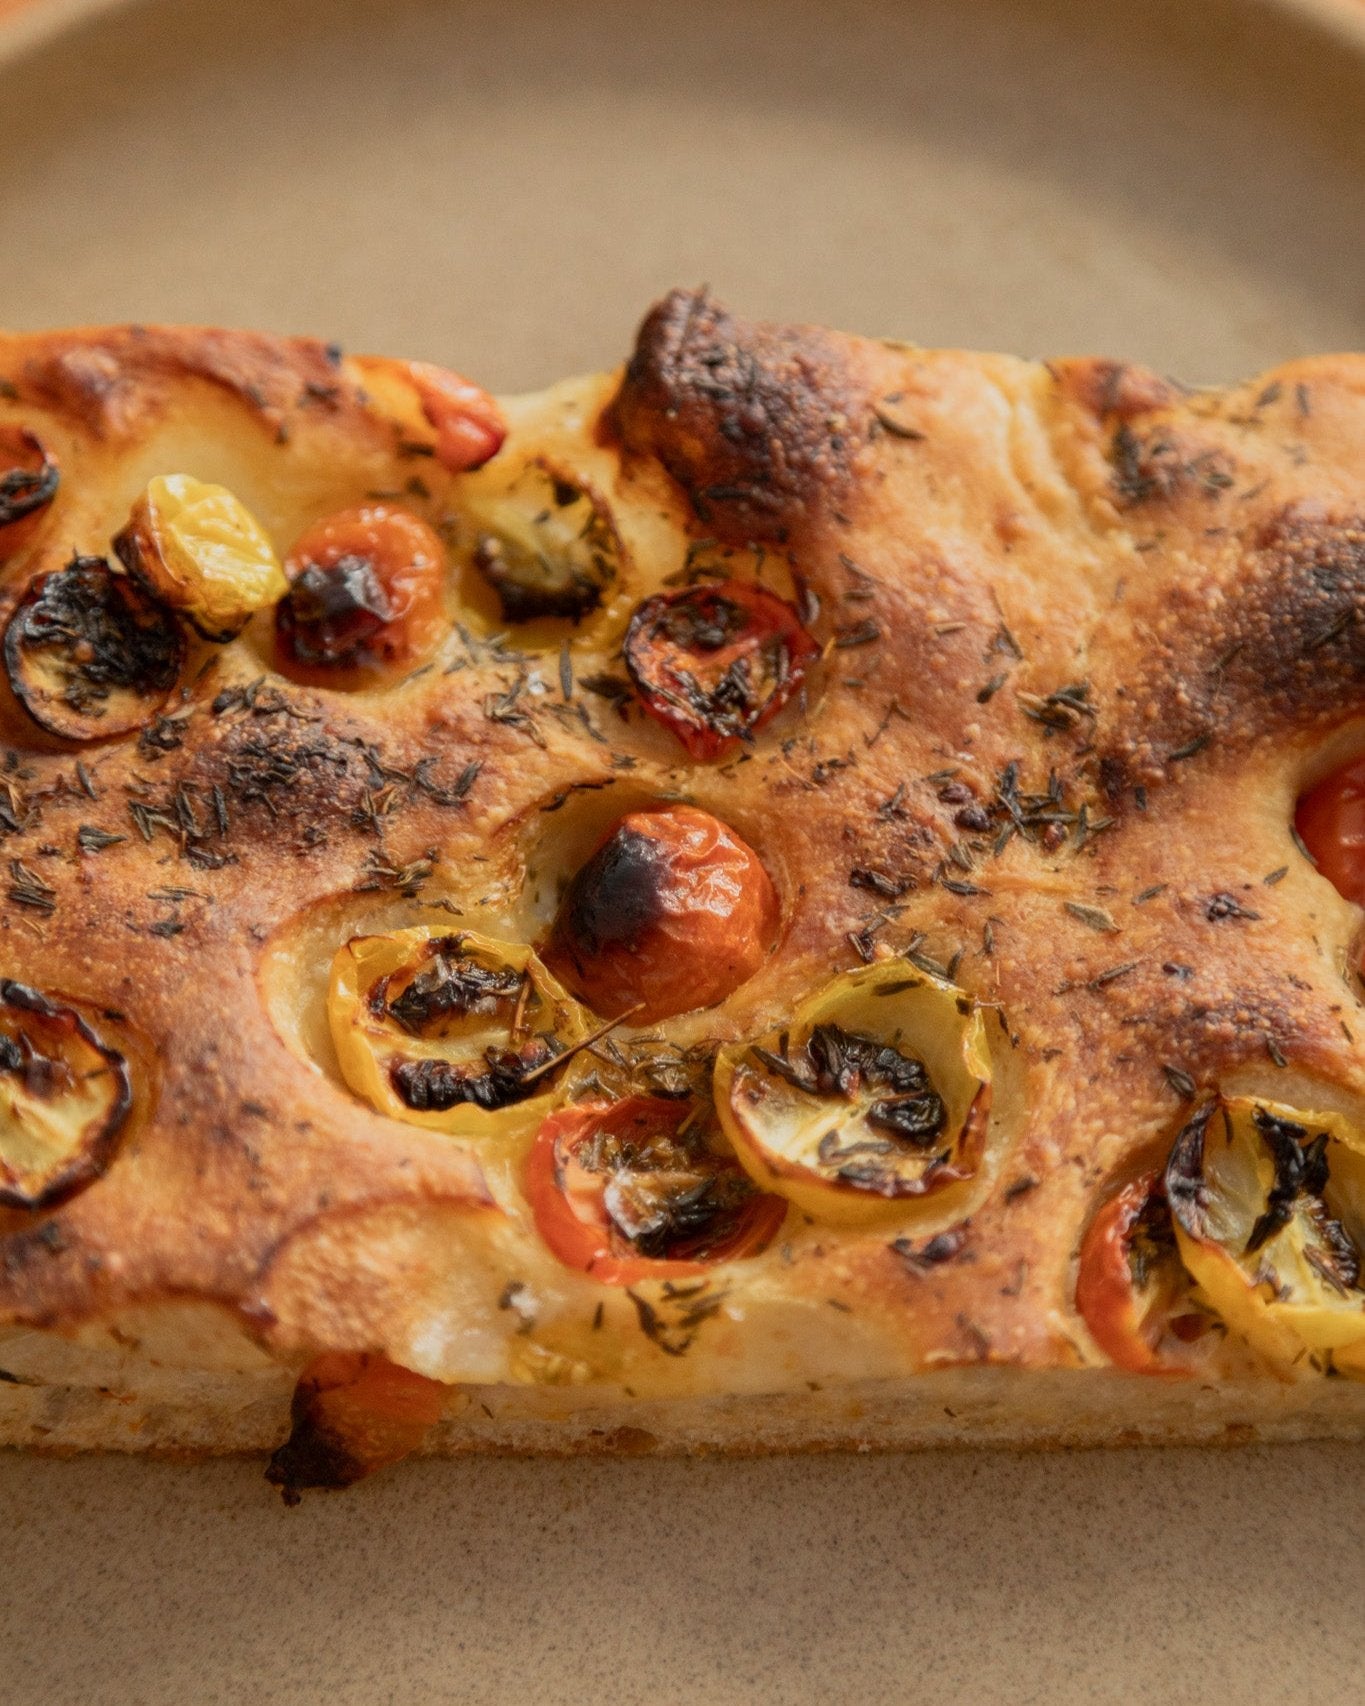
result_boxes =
[1,0,1364,1701]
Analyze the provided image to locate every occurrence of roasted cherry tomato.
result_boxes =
[623,579,818,759]
[0,980,131,1210]
[466,460,619,623]
[265,1351,446,1502]
[328,927,594,1137]
[1296,756,1365,907]
[115,473,285,641]
[1075,1173,1209,1375]
[4,556,184,741]
[546,804,778,1024]
[406,360,507,473]
[275,504,446,682]
[526,1095,786,1285]
[1166,1095,1365,1379]
[0,427,59,562]
[715,962,992,1226]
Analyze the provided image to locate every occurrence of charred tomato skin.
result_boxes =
[0,427,59,562]
[265,1351,446,1503]
[622,579,818,759]
[1296,756,1365,908]
[3,556,185,742]
[275,504,447,682]
[525,1095,787,1285]
[0,979,132,1211]
[546,804,779,1024]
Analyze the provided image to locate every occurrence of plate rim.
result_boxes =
[2,0,1365,62]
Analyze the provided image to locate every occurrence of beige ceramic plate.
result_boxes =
[1,2,1364,1702]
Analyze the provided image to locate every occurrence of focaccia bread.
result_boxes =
[2,290,1365,1497]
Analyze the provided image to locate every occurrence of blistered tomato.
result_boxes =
[546,804,778,1024]
[0,980,132,1210]
[1166,1095,1365,1379]
[275,504,446,683]
[715,962,993,1226]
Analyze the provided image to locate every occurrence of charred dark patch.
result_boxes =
[276,555,392,667]
[609,288,865,545]
[390,1037,561,1113]
[556,825,668,959]
[1098,507,1365,788]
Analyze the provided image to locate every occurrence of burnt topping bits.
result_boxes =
[0,980,132,1210]
[467,461,620,623]
[380,948,524,1034]
[390,1038,562,1114]
[0,427,59,558]
[3,555,185,741]
[576,1109,763,1262]
[280,554,393,665]
[754,1024,947,1148]
[622,579,817,759]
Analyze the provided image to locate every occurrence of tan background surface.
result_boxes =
[1,1,1364,1701]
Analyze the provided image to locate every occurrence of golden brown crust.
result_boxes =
[1,294,1364,1444]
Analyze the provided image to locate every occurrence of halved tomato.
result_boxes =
[1165,1095,1365,1378]
[328,927,594,1138]
[526,1095,786,1285]
[715,962,993,1226]
[1075,1173,1209,1375]
[265,1351,447,1502]
[0,981,132,1210]
[623,580,817,759]
[464,459,620,624]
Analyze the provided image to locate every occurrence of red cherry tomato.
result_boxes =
[526,1096,787,1286]
[266,1351,446,1502]
[406,361,507,473]
[1075,1173,1197,1376]
[546,804,779,1024]
[0,426,59,562]
[276,504,446,683]
[623,580,818,759]
[1296,755,1365,907]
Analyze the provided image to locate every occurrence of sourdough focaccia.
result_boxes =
[2,292,1365,1497]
